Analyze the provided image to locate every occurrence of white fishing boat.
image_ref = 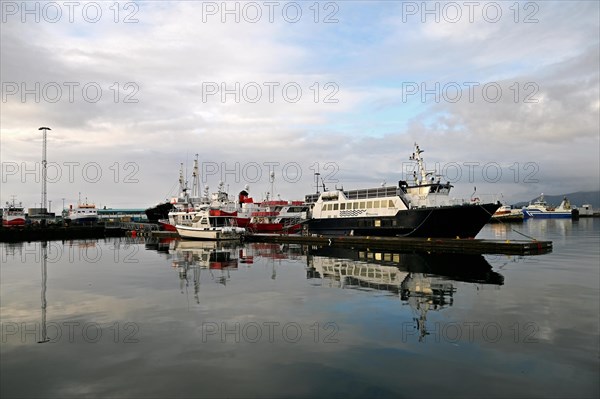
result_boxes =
[176,208,245,240]
[522,194,576,219]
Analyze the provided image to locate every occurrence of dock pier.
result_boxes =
[1,224,552,255]
[245,234,552,256]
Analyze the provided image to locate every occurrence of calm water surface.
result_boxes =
[1,219,599,398]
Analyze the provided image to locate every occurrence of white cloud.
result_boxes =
[1,1,598,207]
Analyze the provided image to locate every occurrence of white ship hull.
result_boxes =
[176,225,243,241]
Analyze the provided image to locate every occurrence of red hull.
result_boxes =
[2,218,26,227]
[159,221,178,231]
[248,223,302,234]
[235,217,250,228]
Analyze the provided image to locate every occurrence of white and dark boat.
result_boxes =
[65,198,98,225]
[522,194,577,219]
[175,208,245,240]
[2,198,26,227]
[304,144,500,238]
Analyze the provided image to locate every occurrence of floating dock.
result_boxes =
[0,225,125,242]
[245,234,552,256]
[2,225,552,255]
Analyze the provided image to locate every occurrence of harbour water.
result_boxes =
[1,219,598,398]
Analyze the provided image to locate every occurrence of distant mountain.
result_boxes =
[512,191,600,209]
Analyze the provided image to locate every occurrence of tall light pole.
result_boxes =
[39,127,51,214]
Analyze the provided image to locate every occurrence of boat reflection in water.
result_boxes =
[306,247,504,341]
[170,241,240,301]
[160,239,505,341]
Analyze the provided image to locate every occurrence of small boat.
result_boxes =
[522,194,576,219]
[176,208,245,240]
[490,204,524,223]
[2,198,26,227]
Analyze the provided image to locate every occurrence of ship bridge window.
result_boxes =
[340,203,346,210]
[353,202,358,210]
[367,201,373,208]
[388,200,394,207]
[360,201,365,208]
[321,204,326,211]
[374,200,380,208]
[333,204,339,211]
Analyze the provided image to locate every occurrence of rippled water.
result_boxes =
[1,219,598,398]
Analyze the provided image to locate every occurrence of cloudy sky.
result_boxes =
[1,0,598,209]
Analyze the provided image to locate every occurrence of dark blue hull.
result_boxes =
[307,203,500,238]
[522,210,573,219]
[67,217,98,225]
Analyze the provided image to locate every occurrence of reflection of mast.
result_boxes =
[402,273,455,342]
[38,242,50,343]
[193,265,201,304]
[412,300,431,342]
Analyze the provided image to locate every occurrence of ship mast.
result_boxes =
[191,155,200,198]
[408,143,429,185]
[268,171,275,200]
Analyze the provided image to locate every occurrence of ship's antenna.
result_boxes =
[179,163,185,196]
[270,171,275,200]
[314,172,321,194]
[191,154,200,198]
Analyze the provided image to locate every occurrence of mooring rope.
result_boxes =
[480,203,539,242]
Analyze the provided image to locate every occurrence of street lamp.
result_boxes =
[38,127,51,214]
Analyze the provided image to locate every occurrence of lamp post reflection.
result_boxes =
[38,241,50,343]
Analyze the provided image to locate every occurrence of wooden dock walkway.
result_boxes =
[245,234,552,255]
